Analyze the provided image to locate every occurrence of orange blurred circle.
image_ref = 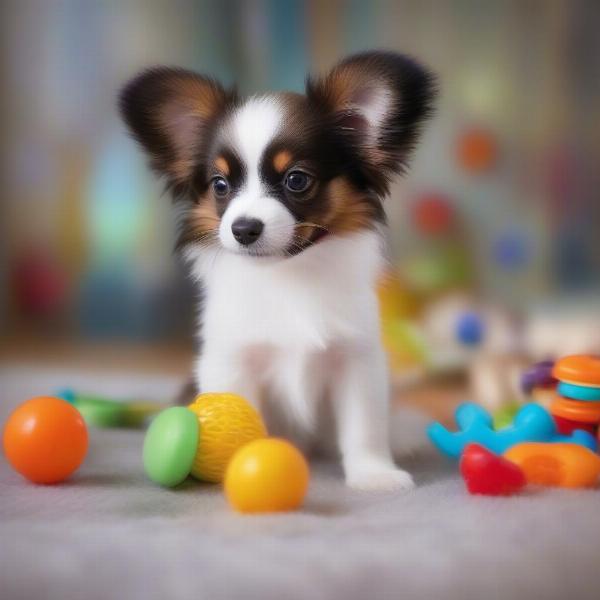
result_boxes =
[225,438,309,514]
[456,128,497,173]
[3,396,88,484]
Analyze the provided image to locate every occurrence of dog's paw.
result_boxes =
[345,462,415,492]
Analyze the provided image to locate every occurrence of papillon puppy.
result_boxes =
[120,51,435,491]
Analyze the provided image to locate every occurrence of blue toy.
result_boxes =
[455,312,485,346]
[557,381,600,402]
[427,402,597,458]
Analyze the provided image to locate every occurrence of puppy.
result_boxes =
[120,51,435,491]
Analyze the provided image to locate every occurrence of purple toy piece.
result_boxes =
[521,360,557,394]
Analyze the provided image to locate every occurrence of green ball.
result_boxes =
[143,407,199,487]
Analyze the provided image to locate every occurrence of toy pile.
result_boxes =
[3,392,310,514]
[428,354,600,495]
[142,393,310,514]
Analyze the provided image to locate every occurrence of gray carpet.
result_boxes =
[1,367,600,600]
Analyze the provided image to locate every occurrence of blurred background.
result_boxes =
[1,0,599,416]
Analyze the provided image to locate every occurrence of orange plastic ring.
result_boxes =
[553,355,600,386]
[550,395,600,423]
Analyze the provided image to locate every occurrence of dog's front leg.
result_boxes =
[333,345,415,492]
[195,345,260,408]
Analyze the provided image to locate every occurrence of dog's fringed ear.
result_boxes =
[119,67,236,195]
[306,51,436,195]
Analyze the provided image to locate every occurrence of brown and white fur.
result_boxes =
[120,51,436,491]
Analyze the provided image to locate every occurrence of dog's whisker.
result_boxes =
[268,222,330,233]
[297,222,330,232]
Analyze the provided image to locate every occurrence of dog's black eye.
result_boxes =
[212,176,229,197]
[285,171,312,193]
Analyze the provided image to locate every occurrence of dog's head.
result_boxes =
[120,51,436,258]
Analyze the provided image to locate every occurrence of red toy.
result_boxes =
[411,193,454,236]
[460,443,526,496]
[552,414,597,436]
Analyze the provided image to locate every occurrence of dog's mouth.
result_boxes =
[225,241,288,259]
[238,246,281,258]
[285,227,330,256]
[225,225,330,259]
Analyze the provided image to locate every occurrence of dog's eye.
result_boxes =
[285,171,312,193]
[212,176,229,197]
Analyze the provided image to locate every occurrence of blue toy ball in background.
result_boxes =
[492,229,531,271]
[455,312,485,346]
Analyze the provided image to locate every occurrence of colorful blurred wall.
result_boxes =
[1,0,599,343]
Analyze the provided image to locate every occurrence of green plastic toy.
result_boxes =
[58,389,163,428]
[492,402,521,430]
[143,407,199,487]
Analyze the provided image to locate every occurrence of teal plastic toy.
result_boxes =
[557,382,600,402]
[427,402,597,458]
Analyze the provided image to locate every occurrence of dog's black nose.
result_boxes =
[231,217,264,246]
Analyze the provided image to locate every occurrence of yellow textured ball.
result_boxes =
[187,393,267,483]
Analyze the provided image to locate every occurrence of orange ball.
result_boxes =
[225,438,310,514]
[3,396,88,484]
[456,128,497,173]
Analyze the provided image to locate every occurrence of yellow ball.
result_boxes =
[225,438,310,514]
[187,393,266,483]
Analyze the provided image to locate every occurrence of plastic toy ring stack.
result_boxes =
[551,355,600,437]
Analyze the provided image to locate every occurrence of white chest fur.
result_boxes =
[186,230,386,431]
[197,230,383,346]
[185,229,415,491]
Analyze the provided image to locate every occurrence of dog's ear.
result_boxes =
[119,67,236,195]
[306,51,436,194]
